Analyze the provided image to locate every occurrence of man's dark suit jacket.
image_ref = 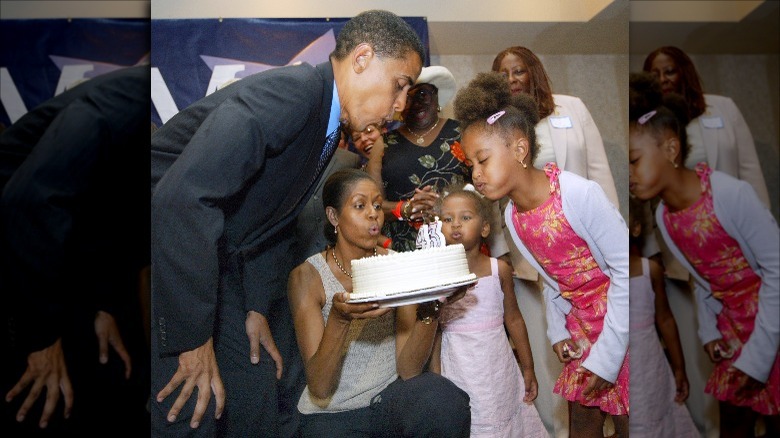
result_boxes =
[0,65,150,353]
[151,61,336,356]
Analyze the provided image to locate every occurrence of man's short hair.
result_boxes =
[332,10,425,64]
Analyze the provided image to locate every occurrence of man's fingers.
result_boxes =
[98,332,109,364]
[39,381,61,428]
[261,338,284,380]
[16,378,45,423]
[190,382,211,428]
[5,370,33,402]
[248,332,261,365]
[167,378,196,423]
[110,337,133,379]
[212,375,226,420]
[61,377,74,419]
[157,371,184,403]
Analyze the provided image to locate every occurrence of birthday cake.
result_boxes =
[350,243,477,300]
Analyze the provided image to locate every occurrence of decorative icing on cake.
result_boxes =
[350,243,476,299]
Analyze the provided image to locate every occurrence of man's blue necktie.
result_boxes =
[314,124,341,178]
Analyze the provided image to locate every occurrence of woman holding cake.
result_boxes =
[431,185,548,437]
[453,73,629,438]
[287,168,471,437]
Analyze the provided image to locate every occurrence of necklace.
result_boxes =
[406,118,440,145]
[331,246,377,278]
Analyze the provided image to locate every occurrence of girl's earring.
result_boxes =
[670,160,679,169]
[437,106,441,112]
[521,157,528,169]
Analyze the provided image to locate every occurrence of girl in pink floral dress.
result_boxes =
[453,73,630,438]
[629,72,779,436]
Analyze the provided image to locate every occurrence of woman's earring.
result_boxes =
[334,225,338,234]
[521,157,528,169]
[437,106,441,112]
[670,160,679,169]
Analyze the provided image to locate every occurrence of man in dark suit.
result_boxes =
[150,10,424,436]
[1,65,151,435]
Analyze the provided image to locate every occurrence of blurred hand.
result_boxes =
[730,367,765,399]
[578,366,613,397]
[245,311,283,379]
[94,310,132,379]
[703,339,731,363]
[156,337,225,429]
[5,338,73,429]
[552,339,580,363]
[522,369,539,404]
[673,368,689,403]
[408,186,439,222]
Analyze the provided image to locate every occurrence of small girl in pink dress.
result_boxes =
[628,197,698,437]
[629,72,779,436]
[431,186,548,437]
[453,73,630,437]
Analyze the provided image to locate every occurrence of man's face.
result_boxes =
[341,50,422,133]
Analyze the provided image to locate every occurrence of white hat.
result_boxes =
[415,66,456,107]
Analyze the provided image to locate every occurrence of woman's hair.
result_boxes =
[642,46,706,120]
[322,168,379,243]
[453,71,541,163]
[332,10,426,64]
[491,46,555,119]
[629,71,692,163]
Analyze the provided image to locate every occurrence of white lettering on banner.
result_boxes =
[54,64,94,96]
[1,68,27,124]
[151,67,179,125]
[206,64,246,96]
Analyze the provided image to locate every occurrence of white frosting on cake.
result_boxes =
[350,244,476,299]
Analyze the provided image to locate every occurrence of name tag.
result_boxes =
[701,116,724,129]
[549,116,572,129]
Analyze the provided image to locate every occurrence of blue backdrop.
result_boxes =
[150,17,429,127]
[0,18,150,128]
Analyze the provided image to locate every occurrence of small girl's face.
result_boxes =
[440,194,489,250]
[628,127,671,201]
[461,128,518,201]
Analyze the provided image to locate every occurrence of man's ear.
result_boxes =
[352,43,374,73]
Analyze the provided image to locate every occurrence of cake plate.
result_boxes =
[347,276,478,308]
